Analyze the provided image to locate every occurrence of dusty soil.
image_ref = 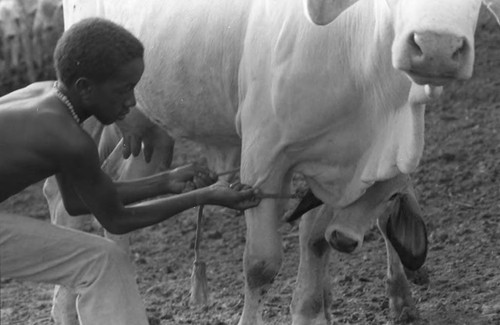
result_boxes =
[1,10,499,325]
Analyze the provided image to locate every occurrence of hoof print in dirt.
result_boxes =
[386,194,428,271]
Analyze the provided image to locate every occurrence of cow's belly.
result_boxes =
[96,0,251,145]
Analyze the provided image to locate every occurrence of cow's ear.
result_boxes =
[303,0,358,25]
[483,0,500,25]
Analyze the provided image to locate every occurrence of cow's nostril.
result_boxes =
[408,32,423,56]
[451,37,466,62]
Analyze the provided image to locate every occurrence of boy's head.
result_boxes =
[54,17,144,86]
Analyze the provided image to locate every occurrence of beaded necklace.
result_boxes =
[53,81,81,124]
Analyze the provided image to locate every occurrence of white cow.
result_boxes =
[32,0,64,78]
[0,0,37,83]
[57,0,500,324]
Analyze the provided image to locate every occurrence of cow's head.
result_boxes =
[287,174,428,270]
[389,0,500,85]
[305,0,500,86]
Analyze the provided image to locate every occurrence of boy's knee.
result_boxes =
[98,240,131,268]
[78,239,133,287]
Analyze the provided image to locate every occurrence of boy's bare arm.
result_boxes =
[57,162,218,216]
[57,133,259,234]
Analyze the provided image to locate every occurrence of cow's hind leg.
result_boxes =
[291,205,333,325]
[377,215,420,324]
[239,199,284,325]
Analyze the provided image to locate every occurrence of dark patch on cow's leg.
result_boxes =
[311,237,330,257]
[285,190,323,223]
[246,260,278,290]
[386,194,428,271]
[328,230,358,253]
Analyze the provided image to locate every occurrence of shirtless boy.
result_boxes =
[0,17,260,325]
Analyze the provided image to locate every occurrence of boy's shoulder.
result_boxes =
[0,81,55,109]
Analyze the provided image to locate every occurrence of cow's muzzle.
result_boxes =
[394,31,473,84]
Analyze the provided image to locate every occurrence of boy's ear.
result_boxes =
[75,77,93,103]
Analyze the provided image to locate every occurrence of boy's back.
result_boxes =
[0,81,87,201]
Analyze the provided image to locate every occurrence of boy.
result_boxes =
[0,17,260,324]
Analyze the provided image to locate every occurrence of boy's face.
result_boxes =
[90,58,145,125]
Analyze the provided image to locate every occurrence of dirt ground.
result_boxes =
[1,9,500,325]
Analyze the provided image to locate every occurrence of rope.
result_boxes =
[216,167,240,176]
[258,192,300,200]
[193,205,204,262]
[216,167,301,200]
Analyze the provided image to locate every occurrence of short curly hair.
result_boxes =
[54,17,144,85]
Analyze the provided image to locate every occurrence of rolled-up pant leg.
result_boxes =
[0,213,148,325]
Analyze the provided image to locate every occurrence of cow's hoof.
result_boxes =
[390,305,425,325]
[328,231,358,253]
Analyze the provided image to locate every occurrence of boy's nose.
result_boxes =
[125,94,136,108]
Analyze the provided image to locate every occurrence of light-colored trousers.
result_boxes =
[0,213,149,325]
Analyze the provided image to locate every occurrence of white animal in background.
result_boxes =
[0,0,37,83]
[32,0,63,78]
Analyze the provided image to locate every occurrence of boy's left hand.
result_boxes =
[168,163,218,193]
[116,106,174,164]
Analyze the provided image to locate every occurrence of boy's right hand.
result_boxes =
[208,180,261,210]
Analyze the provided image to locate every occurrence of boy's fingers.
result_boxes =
[122,137,132,159]
[194,172,217,188]
[142,137,154,163]
[209,171,218,181]
[143,145,153,163]
[229,182,244,191]
[193,178,209,189]
[131,136,142,157]
[182,181,196,193]
[199,169,218,183]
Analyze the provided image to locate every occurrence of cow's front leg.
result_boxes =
[377,214,419,324]
[239,199,283,325]
[291,205,333,325]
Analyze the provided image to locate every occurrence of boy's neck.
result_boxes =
[53,80,88,123]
